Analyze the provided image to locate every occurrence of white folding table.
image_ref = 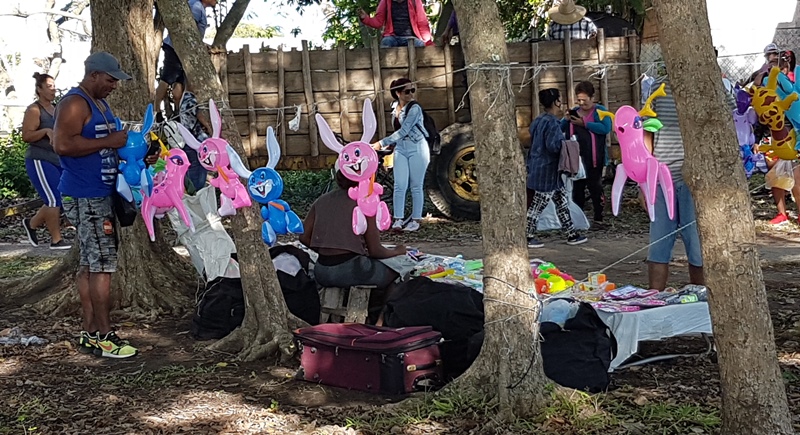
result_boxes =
[595,302,714,370]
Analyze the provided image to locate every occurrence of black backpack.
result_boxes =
[269,245,321,326]
[383,277,484,379]
[405,101,442,155]
[539,301,618,393]
[191,277,245,340]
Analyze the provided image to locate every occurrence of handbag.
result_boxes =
[112,190,138,227]
[558,136,581,177]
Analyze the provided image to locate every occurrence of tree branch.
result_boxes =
[0,9,86,21]
[211,0,252,48]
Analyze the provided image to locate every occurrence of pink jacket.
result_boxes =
[361,0,433,46]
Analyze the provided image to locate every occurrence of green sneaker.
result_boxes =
[77,331,99,355]
[95,331,138,359]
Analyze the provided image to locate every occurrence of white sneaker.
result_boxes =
[391,219,405,231]
[403,220,420,232]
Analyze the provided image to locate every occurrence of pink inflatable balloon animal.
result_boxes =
[176,99,252,216]
[141,148,195,242]
[598,83,675,222]
[315,99,391,234]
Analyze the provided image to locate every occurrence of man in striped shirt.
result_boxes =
[644,78,736,290]
[546,0,597,41]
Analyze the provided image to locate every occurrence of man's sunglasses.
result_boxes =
[403,88,416,95]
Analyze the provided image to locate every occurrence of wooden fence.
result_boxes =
[214,30,639,170]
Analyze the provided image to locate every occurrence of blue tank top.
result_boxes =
[58,87,119,198]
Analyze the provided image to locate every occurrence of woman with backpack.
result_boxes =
[373,78,429,232]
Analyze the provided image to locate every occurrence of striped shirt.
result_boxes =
[650,80,736,182]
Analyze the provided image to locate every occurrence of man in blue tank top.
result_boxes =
[53,51,138,359]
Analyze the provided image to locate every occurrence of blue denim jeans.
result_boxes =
[380,36,425,48]
[392,141,430,220]
[647,180,703,267]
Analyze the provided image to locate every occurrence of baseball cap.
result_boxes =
[764,43,780,55]
[84,51,131,81]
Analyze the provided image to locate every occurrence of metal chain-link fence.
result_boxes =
[638,31,800,88]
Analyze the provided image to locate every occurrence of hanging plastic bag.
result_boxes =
[765,159,795,191]
[573,159,587,181]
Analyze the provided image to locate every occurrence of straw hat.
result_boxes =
[548,0,587,26]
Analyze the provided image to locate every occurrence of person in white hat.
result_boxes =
[546,0,597,41]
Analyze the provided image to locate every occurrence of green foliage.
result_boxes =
[0,130,35,199]
[279,169,333,216]
[323,0,380,48]
[233,22,280,38]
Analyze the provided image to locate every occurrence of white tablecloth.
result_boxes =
[595,302,713,370]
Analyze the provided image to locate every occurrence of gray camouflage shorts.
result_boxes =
[62,196,118,273]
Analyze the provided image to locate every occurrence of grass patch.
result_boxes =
[0,256,59,279]
[279,170,332,216]
[0,394,49,434]
[341,387,721,435]
[94,364,217,389]
[343,390,496,433]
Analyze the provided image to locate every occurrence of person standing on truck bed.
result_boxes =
[359,0,433,48]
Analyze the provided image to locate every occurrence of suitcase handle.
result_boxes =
[406,359,442,372]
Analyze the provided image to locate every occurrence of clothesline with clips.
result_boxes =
[120,52,766,127]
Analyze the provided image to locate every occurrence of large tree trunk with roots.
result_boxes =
[4,0,196,319]
[156,0,302,362]
[445,0,547,421]
[653,1,795,433]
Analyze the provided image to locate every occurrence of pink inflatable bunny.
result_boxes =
[141,148,195,242]
[176,99,252,216]
[597,84,675,222]
[315,99,391,234]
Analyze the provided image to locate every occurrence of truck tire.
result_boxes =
[425,123,481,221]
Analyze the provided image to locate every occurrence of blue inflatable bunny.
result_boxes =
[116,104,155,205]
[228,126,303,246]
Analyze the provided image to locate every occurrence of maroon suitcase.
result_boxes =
[294,323,443,394]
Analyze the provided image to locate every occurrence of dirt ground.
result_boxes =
[2,182,800,434]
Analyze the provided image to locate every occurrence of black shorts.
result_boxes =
[160,44,185,85]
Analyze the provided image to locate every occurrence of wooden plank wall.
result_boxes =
[221,35,634,170]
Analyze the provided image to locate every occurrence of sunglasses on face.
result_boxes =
[403,88,416,95]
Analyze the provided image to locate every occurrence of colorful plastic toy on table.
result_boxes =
[228,126,303,246]
[748,67,799,161]
[532,261,576,294]
[597,83,675,222]
[116,104,155,205]
[141,148,195,242]
[315,99,391,235]
[176,99,252,216]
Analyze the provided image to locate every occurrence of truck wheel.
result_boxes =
[425,123,481,221]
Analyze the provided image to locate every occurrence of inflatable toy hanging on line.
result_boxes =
[116,104,155,205]
[733,86,761,177]
[229,126,304,246]
[598,83,674,222]
[749,67,799,161]
[316,98,391,234]
[176,99,252,216]
[141,148,195,242]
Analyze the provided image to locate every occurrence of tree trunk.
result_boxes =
[9,0,195,319]
[211,0,251,48]
[156,0,301,361]
[653,1,795,434]
[446,0,547,421]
